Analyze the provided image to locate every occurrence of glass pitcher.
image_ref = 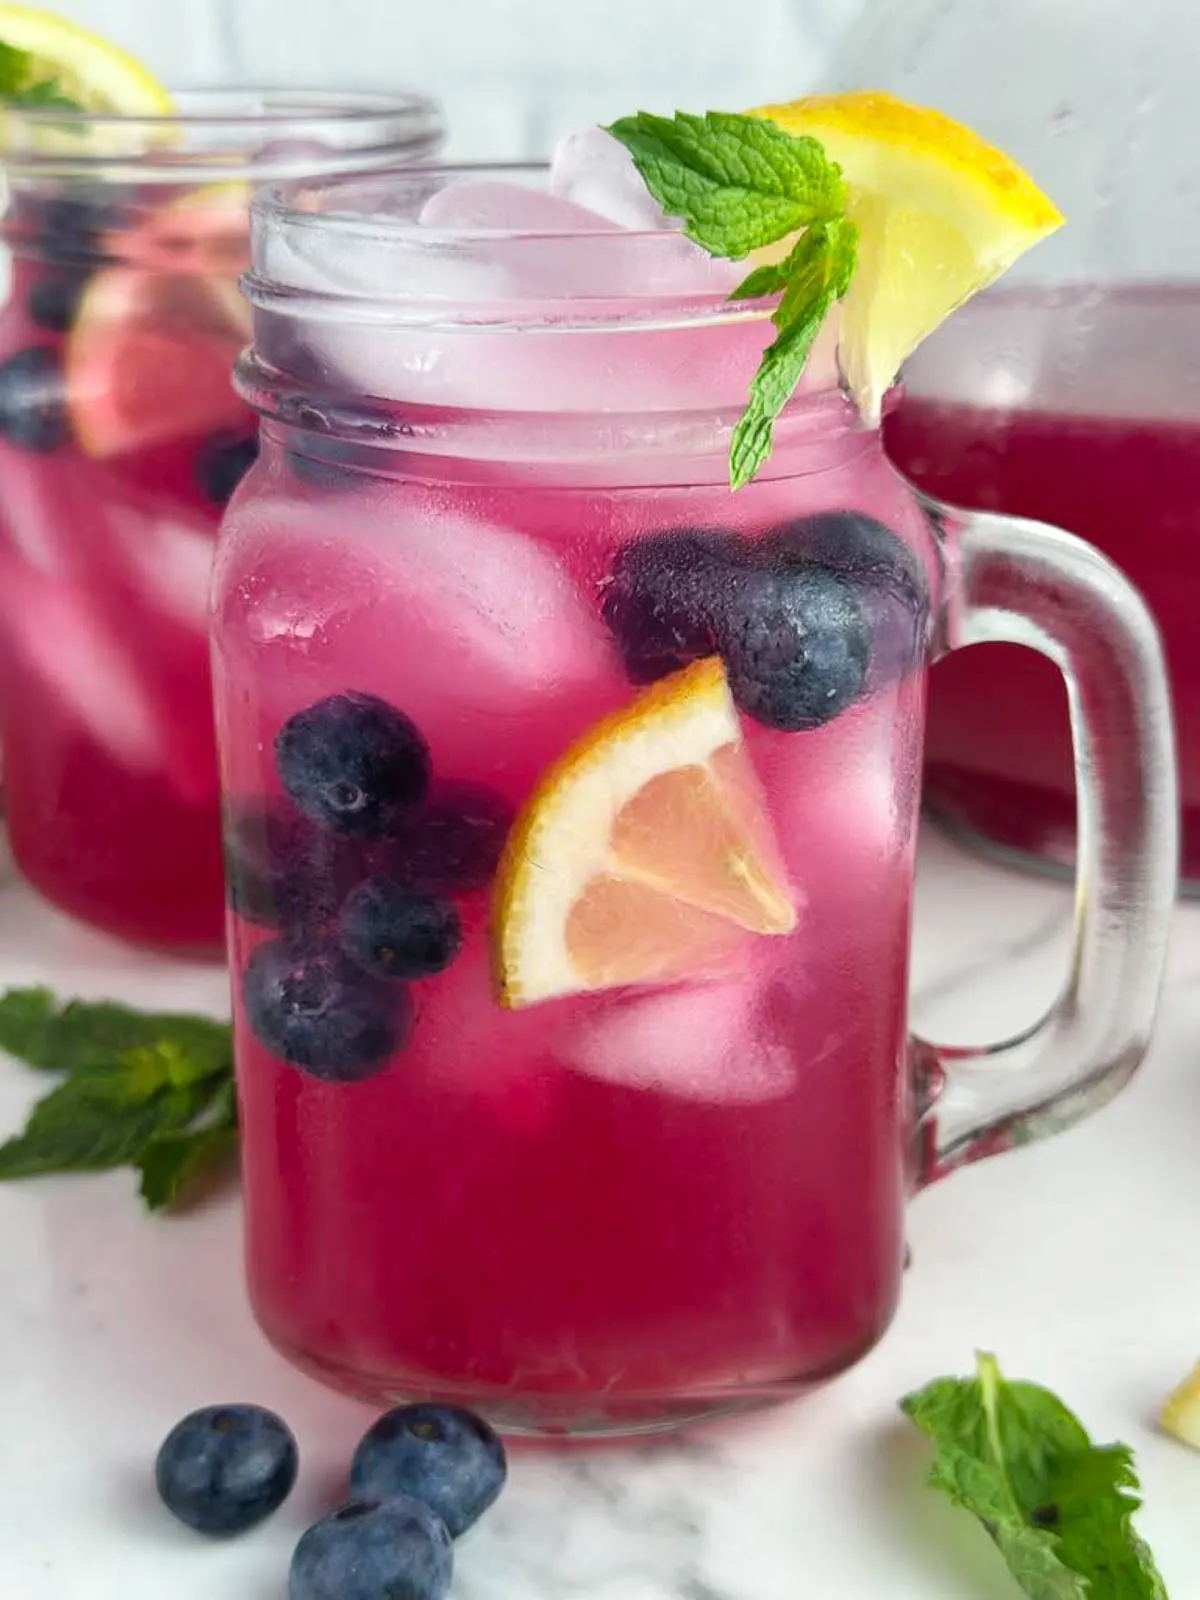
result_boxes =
[826,0,1199,883]
[211,164,1175,1435]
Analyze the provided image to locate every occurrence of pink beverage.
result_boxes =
[0,93,441,953]
[213,165,1175,1434]
[886,285,1200,881]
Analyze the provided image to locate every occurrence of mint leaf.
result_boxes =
[727,217,856,489]
[0,1073,213,1178]
[902,1353,1167,1599]
[17,78,84,112]
[605,110,844,259]
[606,109,858,489]
[0,986,237,1210]
[0,987,230,1078]
[0,40,32,96]
[136,1080,239,1211]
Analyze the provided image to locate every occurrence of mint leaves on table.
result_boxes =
[0,40,85,112]
[902,1352,1167,1599]
[604,110,858,491]
[0,988,236,1211]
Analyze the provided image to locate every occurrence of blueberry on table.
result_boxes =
[242,938,410,1079]
[276,692,432,838]
[765,510,930,684]
[155,1403,298,1536]
[0,347,68,452]
[393,781,512,893]
[350,1404,507,1538]
[719,564,870,731]
[602,527,744,683]
[289,1496,453,1600]
[339,879,462,981]
[27,269,89,333]
[197,433,259,507]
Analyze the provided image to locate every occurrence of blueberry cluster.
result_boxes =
[602,510,930,731]
[155,1399,507,1600]
[230,691,511,1083]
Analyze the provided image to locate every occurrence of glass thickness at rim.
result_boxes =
[0,87,444,183]
[246,160,771,332]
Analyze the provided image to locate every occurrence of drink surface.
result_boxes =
[887,286,1200,877]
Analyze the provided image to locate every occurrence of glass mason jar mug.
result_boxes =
[0,90,442,955]
[215,166,1177,1435]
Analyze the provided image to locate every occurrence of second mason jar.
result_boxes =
[0,90,442,953]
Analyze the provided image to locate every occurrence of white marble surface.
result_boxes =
[2,824,1200,1599]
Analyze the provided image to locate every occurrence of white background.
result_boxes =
[34,0,865,157]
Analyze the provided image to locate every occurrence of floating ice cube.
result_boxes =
[561,974,796,1104]
[0,552,164,770]
[550,126,675,232]
[114,508,214,634]
[419,180,619,234]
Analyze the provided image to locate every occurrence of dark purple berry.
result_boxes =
[0,346,68,452]
[276,692,431,839]
[350,1404,506,1538]
[242,938,410,1080]
[602,528,745,683]
[339,879,462,981]
[27,268,89,332]
[288,1496,453,1600]
[155,1403,298,1537]
[391,781,512,893]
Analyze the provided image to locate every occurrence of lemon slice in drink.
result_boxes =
[0,3,172,114]
[748,92,1064,417]
[493,657,797,1009]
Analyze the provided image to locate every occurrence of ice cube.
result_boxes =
[550,126,675,232]
[225,485,621,779]
[419,180,619,234]
[561,973,796,1104]
[114,508,214,634]
[0,551,164,769]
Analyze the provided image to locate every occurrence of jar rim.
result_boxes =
[247,160,785,335]
[0,87,444,183]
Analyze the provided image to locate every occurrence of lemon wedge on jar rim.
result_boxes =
[0,3,173,115]
[747,91,1064,418]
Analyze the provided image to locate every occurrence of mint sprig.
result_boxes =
[0,39,85,113]
[605,110,858,490]
[902,1353,1168,1598]
[0,988,236,1210]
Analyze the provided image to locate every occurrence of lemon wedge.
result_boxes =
[748,91,1064,418]
[492,656,797,1009]
[0,3,172,115]
[1161,1358,1200,1449]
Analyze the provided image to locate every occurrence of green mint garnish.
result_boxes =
[0,39,85,112]
[902,1353,1168,1599]
[0,987,236,1210]
[605,110,858,490]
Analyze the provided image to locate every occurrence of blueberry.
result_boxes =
[276,693,431,839]
[764,511,930,685]
[27,269,89,332]
[718,564,870,731]
[242,938,410,1079]
[223,802,358,930]
[350,1404,507,1538]
[391,781,512,893]
[197,433,259,507]
[0,347,68,452]
[155,1403,298,1537]
[602,528,745,683]
[289,1496,453,1600]
[339,879,462,981]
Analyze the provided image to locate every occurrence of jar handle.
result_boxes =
[912,500,1177,1185]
